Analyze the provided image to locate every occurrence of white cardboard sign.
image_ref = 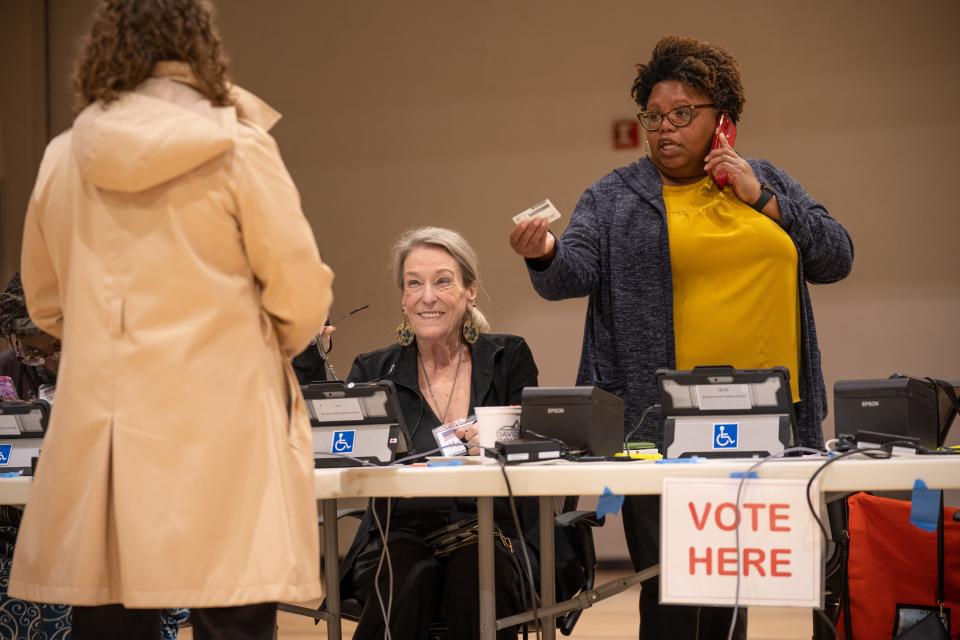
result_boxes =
[661,477,823,608]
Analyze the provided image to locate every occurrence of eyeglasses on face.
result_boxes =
[636,103,716,132]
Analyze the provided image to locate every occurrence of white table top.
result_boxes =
[2,456,957,506]
[311,456,960,499]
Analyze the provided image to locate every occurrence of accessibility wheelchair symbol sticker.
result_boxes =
[0,444,11,465]
[712,423,739,450]
[331,430,356,455]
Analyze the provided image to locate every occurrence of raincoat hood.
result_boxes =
[71,61,280,193]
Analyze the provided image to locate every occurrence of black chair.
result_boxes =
[280,497,604,638]
[812,494,853,640]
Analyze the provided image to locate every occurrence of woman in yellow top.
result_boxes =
[511,36,853,640]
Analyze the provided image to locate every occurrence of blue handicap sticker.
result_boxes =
[0,444,11,465]
[331,430,356,455]
[712,423,739,450]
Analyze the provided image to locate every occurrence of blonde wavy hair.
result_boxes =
[72,0,232,113]
[391,227,490,333]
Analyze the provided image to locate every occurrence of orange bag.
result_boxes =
[838,492,960,639]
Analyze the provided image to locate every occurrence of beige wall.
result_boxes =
[214,0,958,437]
[3,0,959,558]
[0,0,47,283]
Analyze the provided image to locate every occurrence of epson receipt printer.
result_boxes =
[659,366,796,458]
[834,375,959,449]
[520,386,624,456]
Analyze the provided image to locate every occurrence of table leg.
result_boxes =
[539,495,557,640]
[322,498,342,640]
[478,495,496,640]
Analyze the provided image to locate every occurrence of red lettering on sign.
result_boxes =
[770,548,792,576]
[688,502,711,531]
[688,546,789,576]
[743,548,766,576]
[741,503,764,531]
[689,546,712,576]
[689,501,792,532]
[770,504,791,532]
[717,547,739,576]
[714,502,740,531]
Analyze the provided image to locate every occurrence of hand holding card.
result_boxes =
[512,199,561,225]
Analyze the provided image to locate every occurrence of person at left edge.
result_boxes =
[9,1,334,638]
[0,271,188,639]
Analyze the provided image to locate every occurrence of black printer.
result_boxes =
[834,375,959,449]
[520,386,624,456]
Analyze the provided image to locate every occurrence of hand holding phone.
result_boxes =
[710,113,737,189]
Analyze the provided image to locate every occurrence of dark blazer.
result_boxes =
[292,342,328,385]
[338,333,583,602]
[346,333,538,454]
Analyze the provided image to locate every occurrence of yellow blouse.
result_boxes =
[664,177,801,402]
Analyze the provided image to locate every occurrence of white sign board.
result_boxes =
[661,477,823,607]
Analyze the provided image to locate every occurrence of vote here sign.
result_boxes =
[661,477,823,607]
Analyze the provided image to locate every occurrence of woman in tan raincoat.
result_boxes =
[9,1,334,638]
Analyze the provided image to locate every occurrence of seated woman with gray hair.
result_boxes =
[340,226,539,639]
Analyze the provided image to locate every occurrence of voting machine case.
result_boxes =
[657,366,795,459]
[301,381,408,466]
[0,400,50,474]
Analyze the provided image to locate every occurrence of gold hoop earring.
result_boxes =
[462,315,479,344]
[397,313,414,347]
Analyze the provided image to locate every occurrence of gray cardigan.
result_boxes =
[527,157,854,448]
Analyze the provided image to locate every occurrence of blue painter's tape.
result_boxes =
[426,459,464,467]
[596,486,624,519]
[729,471,759,479]
[909,479,940,532]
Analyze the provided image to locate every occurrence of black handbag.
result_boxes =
[892,492,951,639]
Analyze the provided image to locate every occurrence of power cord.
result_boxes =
[523,429,570,455]
[623,404,661,452]
[316,451,381,467]
[724,446,826,640]
[388,446,444,466]
[725,440,921,640]
[365,443,479,639]
[483,446,543,639]
[370,497,395,640]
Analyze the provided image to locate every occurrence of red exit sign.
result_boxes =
[612,119,639,149]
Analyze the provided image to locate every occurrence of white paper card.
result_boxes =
[513,199,562,225]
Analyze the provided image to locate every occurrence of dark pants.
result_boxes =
[351,532,528,640]
[72,602,276,640]
[623,495,747,640]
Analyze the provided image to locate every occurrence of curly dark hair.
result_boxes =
[72,0,233,114]
[631,35,745,124]
[0,272,36,338]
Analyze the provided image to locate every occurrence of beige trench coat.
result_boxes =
[9,62,334,608]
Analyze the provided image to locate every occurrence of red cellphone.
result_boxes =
[710,113,737,189]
